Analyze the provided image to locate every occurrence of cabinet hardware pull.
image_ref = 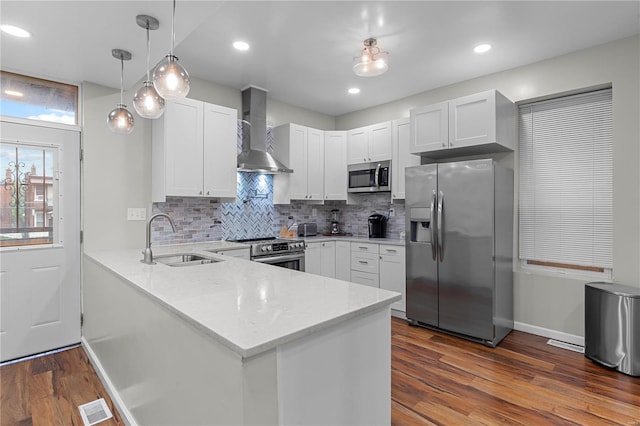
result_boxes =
[358,260,368,264]
[386,249,397,253]
[358,246,368,250]
[199,190,203,195]
[206,191,210,195]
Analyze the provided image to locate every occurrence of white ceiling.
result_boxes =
[1,1,639,116]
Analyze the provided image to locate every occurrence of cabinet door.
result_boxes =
[410,101,449,154]
[289,124,308,200]
[379,246,406,312]
[392,118,420,200]
[305,242,322,276]
[203,103,237,198]
[324,131,347,201]
[347,127,369,164]
[369,121,392,162]
[449,90,496,148]
[306,128,324,200]
[165,98,204,196]
[335,241,351,281]
[351,251,379,274]
[320,241,335,278]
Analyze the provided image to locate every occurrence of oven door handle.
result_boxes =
[252,253,305,264]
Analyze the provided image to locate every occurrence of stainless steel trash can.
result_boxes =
[585,282,640,376]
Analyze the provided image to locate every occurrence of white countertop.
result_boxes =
[84,241,400,359]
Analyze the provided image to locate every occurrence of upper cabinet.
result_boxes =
[324,131,348,201]
[347,121,392,165]
[273,123,324,201]
[410,90,515,158]
[391,117,420,201]
[152,98,237,202]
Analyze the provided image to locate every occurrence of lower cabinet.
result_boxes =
[211,248,250,260]
[335,241,351,281]
[305,241,335,278]
[350,242,380,288]
[379,245,406,312]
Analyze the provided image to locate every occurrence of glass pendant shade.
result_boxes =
[133,81,165,118]
[153,54,190,100]
[353,38,389,77]
[107,104,134,134]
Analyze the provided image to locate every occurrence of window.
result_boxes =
[518,88,613,276]
[0,71,78,125]
[0,142,60,247]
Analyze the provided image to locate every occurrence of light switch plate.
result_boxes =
[127,207,146,221]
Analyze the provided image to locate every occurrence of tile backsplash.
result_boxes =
[151,173,405,244]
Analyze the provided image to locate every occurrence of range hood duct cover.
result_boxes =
[237,86,292,173]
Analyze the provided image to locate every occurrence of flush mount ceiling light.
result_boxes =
[107,49,135,134]
[474,43,492,54]
[0,24,31,38]
[152,0,190,100]
[133,15,165,119]
[348,87,361,94]
[353,38,389,77]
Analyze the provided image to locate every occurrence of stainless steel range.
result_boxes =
[231,237,306,271]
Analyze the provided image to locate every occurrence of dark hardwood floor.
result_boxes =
[0,346,124,426]
[391,317,640,425]
[2,319,638,425]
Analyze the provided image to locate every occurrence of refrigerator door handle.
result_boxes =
[437,190,444,262]
[430,190,437,260]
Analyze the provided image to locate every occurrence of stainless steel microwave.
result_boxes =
[348,160,391,193]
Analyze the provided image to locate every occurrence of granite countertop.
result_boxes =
[84,241,400,359]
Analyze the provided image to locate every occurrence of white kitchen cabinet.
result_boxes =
[323,131,348,201]
[152,98,237,202]
[305,241,335,278]
[347,121,392,165]
[209,247,250,260]
[409,89,515,158]
[391,117,420,201]
[335,240,351,281]
[351,270,380,288]
[379,245,406,312]
[273,124,324,201]
[350,242,380,287]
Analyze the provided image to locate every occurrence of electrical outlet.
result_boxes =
[389,207,395,217]
[312,208,317,217]
[127,208,146,221]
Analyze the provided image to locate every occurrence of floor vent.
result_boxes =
[78,398,113,426]
[547,339,584,353]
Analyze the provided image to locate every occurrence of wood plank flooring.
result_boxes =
[391,317,640,425]
[1,346,124,426]
[1,319,638,425]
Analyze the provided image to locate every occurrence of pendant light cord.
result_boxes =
[146,24,151,81]
[170,0,176,56]
[119,55,124,106]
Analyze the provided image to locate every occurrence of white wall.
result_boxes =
[337,35,640,338]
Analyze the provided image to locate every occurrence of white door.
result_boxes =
[323,131,347,201]
[369,121,392,162]
[347,127,369,164]
[410,101,449,153]
[305,127,324,200]
[0,120,81,362]
[203,103,237,198]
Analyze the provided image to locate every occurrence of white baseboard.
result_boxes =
[390,309,406,320]
[514,321,584,347]
[81,337,137,426]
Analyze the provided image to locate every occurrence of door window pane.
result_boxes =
[0,142,57,247]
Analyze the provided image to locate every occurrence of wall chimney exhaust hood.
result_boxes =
[237,86,292,173]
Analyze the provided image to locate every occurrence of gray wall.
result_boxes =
[338,35,640,338]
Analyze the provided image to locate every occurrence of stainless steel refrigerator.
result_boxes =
[405,159,513,346]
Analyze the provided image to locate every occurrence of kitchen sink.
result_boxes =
[154,253,221,267]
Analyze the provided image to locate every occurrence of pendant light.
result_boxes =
[133,15,165,119]
[107,49,134,134]
[152,0,190,100]
[353,38,389,77]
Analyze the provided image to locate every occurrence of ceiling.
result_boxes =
[1,1,639,116]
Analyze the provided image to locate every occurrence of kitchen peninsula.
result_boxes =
[83,241,400,425]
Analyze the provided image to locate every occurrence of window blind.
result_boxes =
[518,88,613,270]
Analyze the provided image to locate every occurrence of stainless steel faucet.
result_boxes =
[141,213,177,264]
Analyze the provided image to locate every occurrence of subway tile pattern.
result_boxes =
[151,197,223,243]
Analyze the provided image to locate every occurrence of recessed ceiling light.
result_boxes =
[4,90,24,97]
[233,41,250,51]
[474,43,492,54]
[348,87,360,95]
[1,24,31,38]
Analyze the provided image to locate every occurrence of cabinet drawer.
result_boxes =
[350,270,380,288]
[351,252,379,274]
[379,245,404,257]
[351,242,379,254]
[214,248,250,260]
